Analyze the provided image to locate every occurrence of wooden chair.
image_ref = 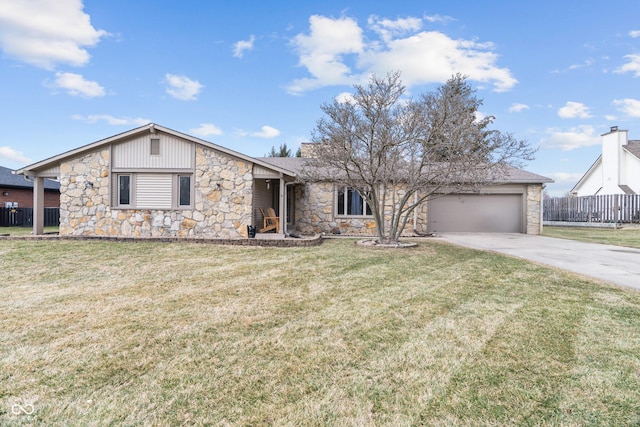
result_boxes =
[259,207,279,233]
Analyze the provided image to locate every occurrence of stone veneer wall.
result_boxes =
[294,182,428,236]
[59,146,253,238]
[295,182,542,235]
[526,184,543,235]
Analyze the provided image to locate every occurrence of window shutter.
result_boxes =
[135,174,172,209]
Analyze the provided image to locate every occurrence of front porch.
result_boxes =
[252,173,298,235]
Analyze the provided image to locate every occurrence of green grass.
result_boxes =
[543,225,640,249]
[0,226,59,236]
[1,238,639,425]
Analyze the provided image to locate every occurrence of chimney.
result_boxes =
[610,125,619,133]
[299,142,319,158]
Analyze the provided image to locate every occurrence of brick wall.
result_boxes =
[0,187,60,208]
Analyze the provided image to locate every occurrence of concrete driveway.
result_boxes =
[439,233,640,290]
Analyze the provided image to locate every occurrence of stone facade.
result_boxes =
[526,184,543,235]
[54,128,545,239]
[294,182,428,236]
[294,181,544,236]
[59,146,253,238]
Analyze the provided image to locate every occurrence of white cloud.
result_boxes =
[368,15,422,43]
[190,123,223,137]
[288,15,364,94]
[165,74,203,101]
[616,54,640,77]
[474,111,490,123]
[0,0,108,69]
[287,14,516,94]
[251,125,280,138]
[509,103,529,113]
[548,172,585,185]
[550,58,595,73]
[335,92,355,104]
[52,72,105,97]
[72,114,149,126]
[233,35,255,58]
[557,101,592,119]
[544,172,587,196]
[629,30,640,38]
[613,98,640,118]
[540,125,600,151]
[237,125,281,139]
[0,146,31,164]
[567,58,595,71]
[423,14,454,24]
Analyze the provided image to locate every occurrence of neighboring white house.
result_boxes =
[571,127,640,196]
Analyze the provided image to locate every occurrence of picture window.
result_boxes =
[336,186,372,216]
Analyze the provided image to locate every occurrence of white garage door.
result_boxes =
[428,194,523,233]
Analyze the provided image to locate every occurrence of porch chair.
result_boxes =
[258,207,280,233]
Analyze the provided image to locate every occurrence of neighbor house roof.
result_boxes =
[0,165,60,190]
[16,123,297,179]
[570,155,602,194]
[571,139,640,194]
[623,140,640,158]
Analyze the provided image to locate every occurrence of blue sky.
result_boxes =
[1,0,639,196]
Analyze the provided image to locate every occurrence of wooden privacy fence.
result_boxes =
[544,194,640,223]
[0,207,60,227]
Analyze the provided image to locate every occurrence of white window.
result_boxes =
[336,186,372,217]
[150,138,160,155]
[178,175,191,206]
[113,173,193,209]
[118,175,131,206]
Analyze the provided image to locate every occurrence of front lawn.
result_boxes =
[0,226,59,236]
[543,225,640,249]
[1,239,639,425]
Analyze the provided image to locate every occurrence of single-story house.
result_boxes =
[0,165,60,208]
[16,123,551,237]
[571,126,640,196]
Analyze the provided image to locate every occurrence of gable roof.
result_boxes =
[0,165,60,190]
[571,154,602,194]
[499,165,553,184]
[572,138,640,194]
[259,157,552,184]
[623,140,640,158]
[16,123,296,178]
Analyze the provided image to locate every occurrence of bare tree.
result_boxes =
[304,71,535,244]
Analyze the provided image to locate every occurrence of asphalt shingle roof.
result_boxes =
[258,157,552,184]
[0,165,60,190]
[624,141,640,158]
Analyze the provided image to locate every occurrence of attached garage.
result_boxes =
[428,192,524,233]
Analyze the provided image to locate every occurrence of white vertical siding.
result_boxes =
[40,165,60,176]
[135,174,172,209]
[253,165,280,178]
[112,133,193,169]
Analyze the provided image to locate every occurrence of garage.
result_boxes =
[427,193,523,233]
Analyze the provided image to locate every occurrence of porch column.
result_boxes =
[279,177,285,234]
[32,176,45,235]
